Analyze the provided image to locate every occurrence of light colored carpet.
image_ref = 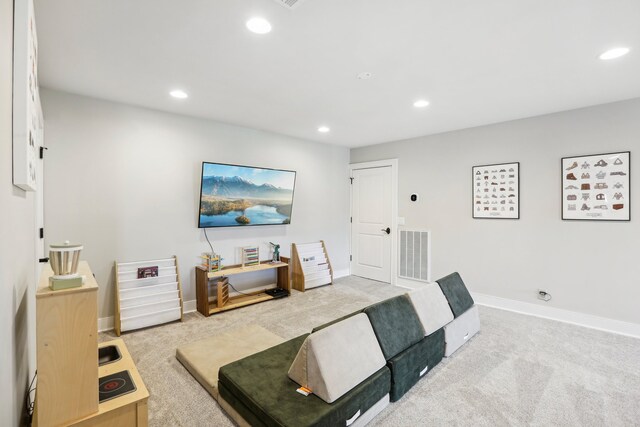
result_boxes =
[99,276,640,426]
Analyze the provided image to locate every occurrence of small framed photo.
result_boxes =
[137,266,159,278]
[561,151,630,221]
[473,162,520,219]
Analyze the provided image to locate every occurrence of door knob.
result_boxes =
[381,227,391,234]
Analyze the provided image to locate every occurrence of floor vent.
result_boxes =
[398,229,431,283]
[272,0,307,9]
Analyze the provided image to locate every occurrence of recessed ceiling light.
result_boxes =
[318,126,330,133]
[246,17,272,34]
[413,99,430,108]
[169,90,188,99]
[599,47,630,60]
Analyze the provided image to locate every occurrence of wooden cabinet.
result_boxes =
[71,339,149,427]
[36,262,99,426]
[35,262,149,427]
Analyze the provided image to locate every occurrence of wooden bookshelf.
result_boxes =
[114,256,184,336]
[291,241,333,291]
[195,258,290,317]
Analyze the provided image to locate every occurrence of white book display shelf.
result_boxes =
[291,241,333,291]
[114,256,184,336]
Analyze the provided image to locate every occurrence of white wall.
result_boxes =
[351,98,640,326]
[1,0,37,424]
[41,89,350,321]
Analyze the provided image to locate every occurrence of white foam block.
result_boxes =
[288,313,386,403]
[444,305,480,357]
[407,283,455,336]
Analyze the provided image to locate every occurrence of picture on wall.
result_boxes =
[561,151,630,221]
[12,0,42,191]
[473,162,520,219]
[198,162,296,228]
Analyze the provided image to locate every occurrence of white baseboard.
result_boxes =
[184,299,196,313]
[98,316,114,333]
[334,268,350,279]
[101,278,639,339]
[472,291,640,339]
[98,299,198,333]
[395,277,431,290]
[99,270,350,331]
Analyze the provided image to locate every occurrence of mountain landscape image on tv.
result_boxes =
[198,162,296,228]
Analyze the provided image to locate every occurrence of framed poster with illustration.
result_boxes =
[473,162,520,219]
[562,151,630,221]
[12,0,42,191]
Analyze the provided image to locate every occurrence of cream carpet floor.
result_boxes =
[99,276,640,426]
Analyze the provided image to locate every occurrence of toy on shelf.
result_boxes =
[242,246,260,268]
[201,252,222,272]
[270,242,281,263]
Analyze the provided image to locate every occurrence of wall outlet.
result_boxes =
[537,289,551,302]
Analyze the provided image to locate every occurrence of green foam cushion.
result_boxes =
[364,295,425,360]
[218,335,391,427]
[437,272,475,318]
[387,328,445,401]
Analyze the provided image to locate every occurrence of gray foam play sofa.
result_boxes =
[211,272,480,426]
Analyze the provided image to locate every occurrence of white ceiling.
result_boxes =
[35,0,640,147]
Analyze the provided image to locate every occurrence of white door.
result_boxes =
[351,166,392,282]
[30,115,46,382]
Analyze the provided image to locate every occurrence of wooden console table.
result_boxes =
[195,257,290,317]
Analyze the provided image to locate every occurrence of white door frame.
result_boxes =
[349,159,399,285]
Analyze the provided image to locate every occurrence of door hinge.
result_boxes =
[39,146,48,159]
[350,255,352,261]
[349,177,354,184]
[39,227,44,239]
[350,217,352,223]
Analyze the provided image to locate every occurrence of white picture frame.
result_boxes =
[473,162,520,219]
[561,151,630,221]
[12,0,42,192]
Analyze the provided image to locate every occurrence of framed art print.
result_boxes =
[12,0,42,191]
[562,151,630,221]
[473,162,520,219]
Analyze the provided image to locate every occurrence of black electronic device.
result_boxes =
[265,287,288,299]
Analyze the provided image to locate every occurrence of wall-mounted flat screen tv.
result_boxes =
[198,162,297,228]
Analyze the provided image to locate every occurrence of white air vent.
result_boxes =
[398,229,431,283]
[273,0,307,9]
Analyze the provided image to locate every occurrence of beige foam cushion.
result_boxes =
[176,324,284,400]
[407,283,454,336]
[288,313,386,404]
